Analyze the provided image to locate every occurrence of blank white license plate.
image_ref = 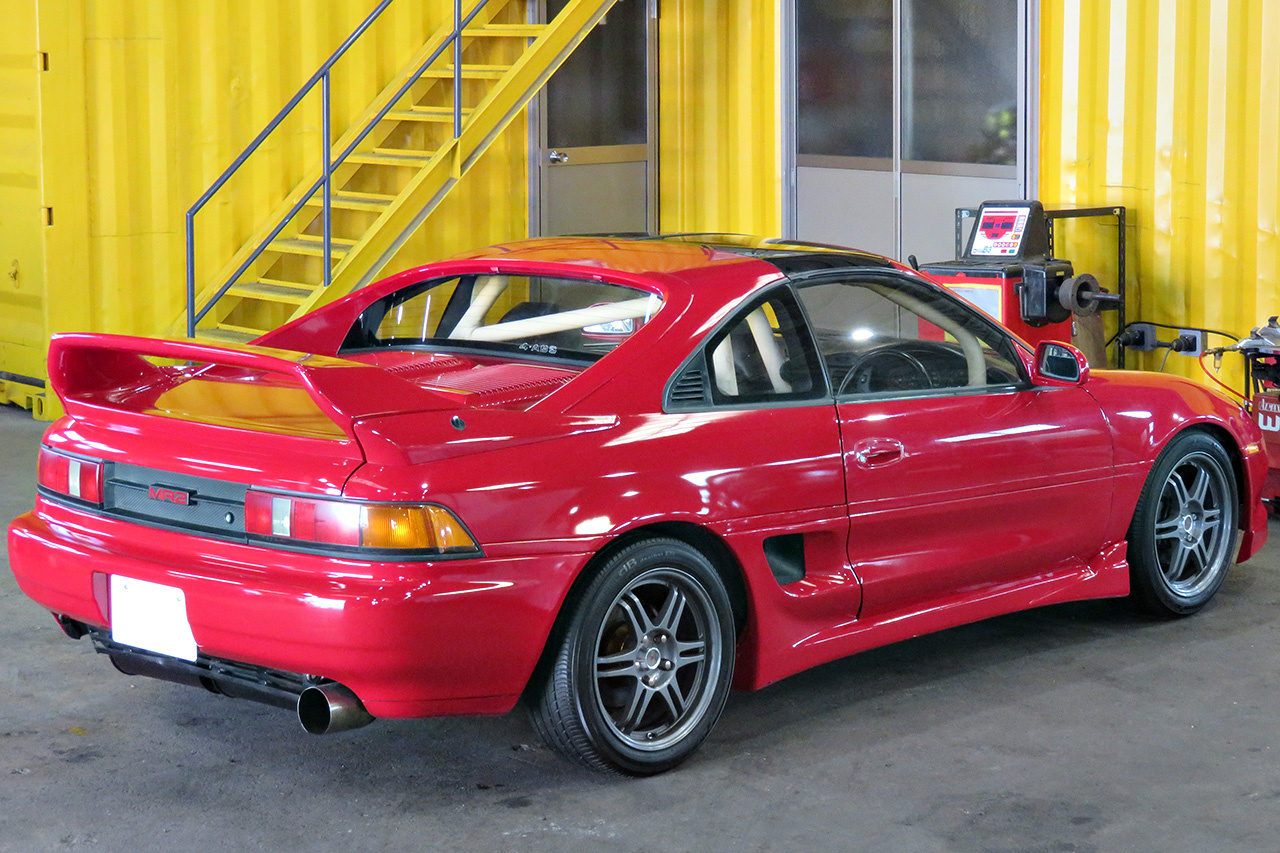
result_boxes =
[109,575,199,662]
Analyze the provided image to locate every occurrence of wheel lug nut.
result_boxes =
[660,659,673,671]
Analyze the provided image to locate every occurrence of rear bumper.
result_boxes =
[7,499,585,718]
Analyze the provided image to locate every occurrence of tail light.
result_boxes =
[38,447,104,505]
[244,491,478,555]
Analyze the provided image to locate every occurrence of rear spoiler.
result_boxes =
[48,333,471,441]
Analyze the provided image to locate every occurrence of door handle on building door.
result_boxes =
[852,438,905,468]
[548,150,570,164]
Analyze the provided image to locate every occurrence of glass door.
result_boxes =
[537,0,657,236]
[790,0,1031,264]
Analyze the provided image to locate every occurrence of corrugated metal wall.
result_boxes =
[87,0,526,338]
[9,0,1274,414]
[2,0,527,413]
[0,0,48,408]
[657,0,782,236]
[1040,0,1280,389]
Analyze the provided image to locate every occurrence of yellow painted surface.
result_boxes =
[150,379,346,440]
[657,0,782,236]
[0,0,49,411]
[1040,0,1280,393]
[0,0,534,417]
[14,0,1270,418]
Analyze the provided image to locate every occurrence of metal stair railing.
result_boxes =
[184,0,495,338]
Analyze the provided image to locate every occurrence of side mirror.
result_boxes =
[1032,341,1090,387]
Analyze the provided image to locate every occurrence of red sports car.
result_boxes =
[8,235,1269,775]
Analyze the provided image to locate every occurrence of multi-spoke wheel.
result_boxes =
[527,538,735,775]
[1128,431,1239,616]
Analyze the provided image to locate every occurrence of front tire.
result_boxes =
[1128,431,1239,616]
[528,538,736,775]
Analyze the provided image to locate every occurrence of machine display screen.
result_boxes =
[969,206,1032,257]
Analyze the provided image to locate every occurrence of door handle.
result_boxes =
[852,438,904,468]
[548,150,570,164]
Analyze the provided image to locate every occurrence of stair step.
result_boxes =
[227,279,317,305]
[269,236,355,258]
[464,24,545,37]
[196,325,263,344]
[385,106,474,123]
[304,190,397,212]
[344,148,436,168]
[419,64,511,80]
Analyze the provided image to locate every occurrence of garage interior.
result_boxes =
[3,1,1280,850]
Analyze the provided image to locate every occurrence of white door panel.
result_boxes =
[900,172,1021,265]
[797,167,897,257]
[543,160,648,236]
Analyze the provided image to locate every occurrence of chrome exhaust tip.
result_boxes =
[297,682,375,735]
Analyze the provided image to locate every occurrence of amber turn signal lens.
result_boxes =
[362,504,477,551]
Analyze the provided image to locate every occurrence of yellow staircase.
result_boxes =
[178,0,618,343]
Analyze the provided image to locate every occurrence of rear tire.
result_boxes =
[1127,432,1238,616]
[527,538,735,775]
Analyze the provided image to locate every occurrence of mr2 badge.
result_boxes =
[147,485,192,506]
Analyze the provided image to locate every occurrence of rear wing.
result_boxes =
[48,334,470,442]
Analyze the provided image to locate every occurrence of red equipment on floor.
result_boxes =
[920,200,1124,357]
[1230,319,1280,503]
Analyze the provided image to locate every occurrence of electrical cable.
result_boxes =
[1158,347,1173,372]
[1107,321,1241,352]
[1198,352,1248,401]
[1108,320,1240,347]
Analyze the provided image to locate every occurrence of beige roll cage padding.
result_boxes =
[447,276,661,344]
[467,298,657,342]
[712,306,793,397]
[866,283,987,387]
[448,275,508,340]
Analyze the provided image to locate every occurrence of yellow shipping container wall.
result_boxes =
[0,1,54,412]
[1041,0,1280,392]
[658,0,782,237]
[2,0,529,416]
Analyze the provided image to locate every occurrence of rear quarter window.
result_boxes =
[342,274,664,361]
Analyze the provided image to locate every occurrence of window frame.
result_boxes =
[663,285,831,413]
[788,268,1031,403]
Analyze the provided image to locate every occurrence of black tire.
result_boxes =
[1127,431,1239,616]
[527,537,736,775]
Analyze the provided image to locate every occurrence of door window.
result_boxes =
[546,0,648,149]
[797,0,892,160]
[795,275,1024,398]
[901,0,1020,167]
[796,0,1020,167]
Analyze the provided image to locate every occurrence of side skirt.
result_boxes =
[740,541,1130,690]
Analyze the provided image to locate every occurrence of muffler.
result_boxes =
[297,682,375,735]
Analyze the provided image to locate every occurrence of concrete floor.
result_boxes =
[2,401,1279,853]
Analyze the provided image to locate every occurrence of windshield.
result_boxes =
[342,274,664,361]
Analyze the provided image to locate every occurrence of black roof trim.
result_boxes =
[570,232,894,273]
